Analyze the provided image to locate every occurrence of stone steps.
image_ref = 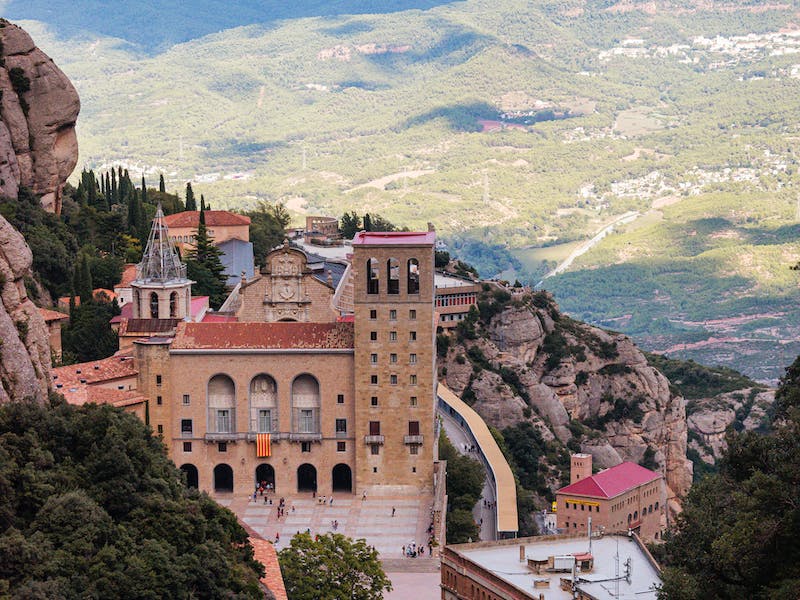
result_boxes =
[381,558,440,573]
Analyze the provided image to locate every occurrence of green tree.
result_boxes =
[278,532,391,600]
[185,183,196,211]
[245,202,289,267]
[340,211,361,239]
[72,252,93,303]
[159,173,165,194]
[185,208,227,308]
[62,298,119,362]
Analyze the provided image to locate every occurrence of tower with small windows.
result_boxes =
[131,204,193,320]
[351,231,436,493]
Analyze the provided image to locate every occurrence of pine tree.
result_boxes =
[186,207,227,308]
[141,174,147,206]
[185,183,196,211]
[159,173,165,194]
[110,168,118,204]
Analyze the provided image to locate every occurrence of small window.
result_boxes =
[157,424,163,434]
[410,353,417,364]
[410,374,417,385]
[371,445,380,456]
[370,331,377,341]
[371,396,378,406]
[156,396,163,406]
[390,374,398,385]
[337,394,344,404]
[410,396,418,407]
[183,441,192,452]
[156,375,162,386]
[337,441,346,452]
[181,419,193,434]
[182,394,190,406]
[389,309,397,320]
[409,421,420,435]
[410,445,419,455]
[373,467,378,473]
[409,331,417,341]
[369,421,380,435]
[335,419,347,434]
[390,353,397,364]
[371,375,378,385]
[412,466,416,473]
[409,309,416,320]
[370,353,378,364]
[389,331,397,342]
[370,309,377,319]
[301,441,311,453]
[218,442,227,452]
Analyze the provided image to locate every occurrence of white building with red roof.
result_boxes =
[555,454,666,542]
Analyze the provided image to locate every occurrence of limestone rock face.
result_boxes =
[0,21,80,212]
[0,213,50,402]
[441,291,693,500]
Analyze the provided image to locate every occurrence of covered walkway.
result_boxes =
[437,383,518,538]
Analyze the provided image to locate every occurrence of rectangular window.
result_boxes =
[409,309,416,320]
[369,309,377,319]
[370,353,378,364]
[370,331,377,341]
[157,424,163,434]
[410,374,417,385]
[410,396,418,407]
[371,445,380,456]
[182,394,190,406]
[409,331,417,341]
[217,409,231,433]
[389,331,397,341]
[156,374,162,386]
[299,409,314,433]
[369,421,381,435]
[410,353,417,364]
[370,375,378,385]
[410,445,419,455]
[335,418,347,434]
[409,421,420,435]
[181,419,193,435]
[371,396,378,406]
[390,353,397,363]
[183,441,192,452]
[218,442,227,452]
[337,394,344,404]
[389,309,397,320]
[301,441,311,453]
[156,396,163,406]
[337,441,346,452]
[258,409,272,433]
[390,374,398,385]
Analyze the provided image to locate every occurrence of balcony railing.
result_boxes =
[288,432,323,442]
[404,435,424,445]
[204,432,241,442]
[364,435,385,444]
[245,432,284,442]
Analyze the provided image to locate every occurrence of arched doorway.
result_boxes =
[180,463,199,489]
[214,464,234,493]
[256,463,275,491]
[332,463,352,493]
[297,463,317,493]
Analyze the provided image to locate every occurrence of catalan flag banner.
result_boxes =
[256,433,271,458]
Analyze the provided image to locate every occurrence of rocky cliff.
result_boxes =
[0,20,79,213]
[439,287,694,504]
[0,22,79,402]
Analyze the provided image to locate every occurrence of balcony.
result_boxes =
[364,435,385,445]
[288,432,322,442]
[245,432,283,442]
[336,430,348,439]
[204,432,241,442]
[404,435,424,445]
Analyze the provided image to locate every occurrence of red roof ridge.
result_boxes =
[163,210,251,228]
[557,462,662,499]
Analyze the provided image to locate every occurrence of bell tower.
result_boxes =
[131,204,193,320]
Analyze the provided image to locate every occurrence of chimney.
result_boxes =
[519,545,525,562]
[571,453,592,484]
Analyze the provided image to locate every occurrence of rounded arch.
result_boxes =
[149,291,159,318]
[366,257,379,294]
[256,463,275,491]
[249,374,277,433]
[387,257,400,294]
[214,464,234,493]
[169,291,178,317]
[407,258,420,294]
[332,463,352,493]
[180,463,198,489]
[292,374,320,434]
[297,463,317,493]
[208,374,236,433]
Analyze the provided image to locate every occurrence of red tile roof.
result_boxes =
[171,322,354,350]
[120,318,181,335]
[201,313,238,323]
[38,307,69,322]
[117,263,138,288]
[352,231,436,246]
[52,355,138,387]
[163,210,251,228]
[556,462,662,499]
[249,538,288,600]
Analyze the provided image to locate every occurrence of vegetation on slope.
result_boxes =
[0,397,264,597]
[645,352,765,400]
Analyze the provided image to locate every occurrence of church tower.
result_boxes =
[131,204,193,320]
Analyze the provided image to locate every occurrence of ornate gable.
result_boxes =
[262,242,312,322]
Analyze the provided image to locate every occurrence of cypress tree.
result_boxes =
[141,174,147,206]
[200,194,206,212]
[186,206,227,308]
[111,168,117,204]
[73,253,93,304]
[87,171,98,207]
[363,213,372,232]
[159,173,165,194]
[185,183,196,211]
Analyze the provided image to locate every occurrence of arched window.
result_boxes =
[407,258,419,294]
[366,258,379,294]
[250,374,278,433]
[150,292,159,318]
[291,374,320,435]
[208,374,236,433]
[387,258,399,294]
[169,291,178,318]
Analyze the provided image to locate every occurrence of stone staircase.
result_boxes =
[381,558,440,573]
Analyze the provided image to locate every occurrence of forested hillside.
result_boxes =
[5,0,800,379]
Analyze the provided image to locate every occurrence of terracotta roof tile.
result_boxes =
[163,210,251,228]
[53,355,140,406]
[117,263,138,288]
[557,462,662,499]
[352,231,435,246]
[250,538,288,600]
[172,322,354,350]
[38,307,69,322]
[120,318,182,335]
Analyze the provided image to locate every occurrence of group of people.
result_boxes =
[402,541,430,558]
[275,497,292,518]
[316,495,334,505]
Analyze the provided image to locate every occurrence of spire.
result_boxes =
[136,203,187,282]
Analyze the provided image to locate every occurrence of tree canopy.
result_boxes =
[0,397,264,598]
[185,208,228,309]
[278,532,391,600]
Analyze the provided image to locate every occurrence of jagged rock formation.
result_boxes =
[439,289,693,502]
[0,22,78,402]
[0,20,80,213]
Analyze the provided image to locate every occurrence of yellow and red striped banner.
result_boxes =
[256,433,271,457]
